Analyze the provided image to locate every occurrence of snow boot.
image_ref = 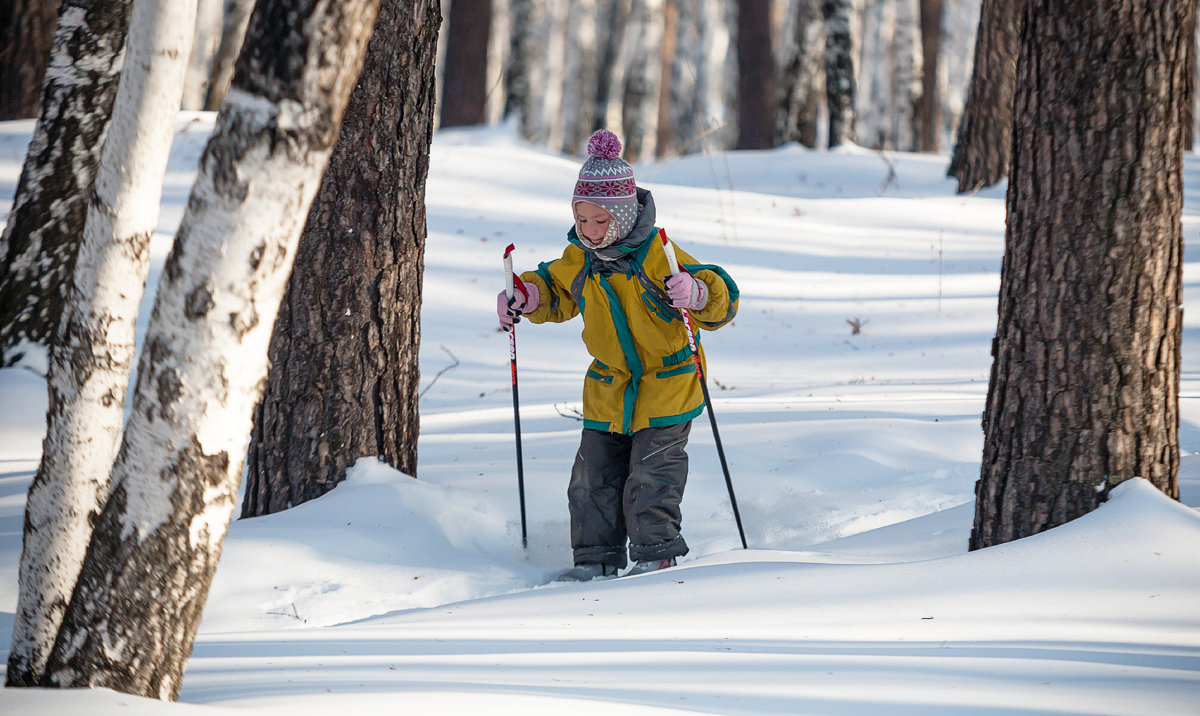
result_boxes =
[555,563,619,582]
[625,557,676,576]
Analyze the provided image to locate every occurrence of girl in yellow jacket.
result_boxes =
[498,130,738,581]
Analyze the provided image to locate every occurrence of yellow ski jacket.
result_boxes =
[521,225,738,435]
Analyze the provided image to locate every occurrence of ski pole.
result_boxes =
[660,232,748,549]
[503,244,529,549]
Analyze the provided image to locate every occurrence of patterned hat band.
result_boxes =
[573,176,637,201]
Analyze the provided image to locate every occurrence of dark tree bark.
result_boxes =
[0,0,132,366]
[946,0,1018,192]
[38,0,402,699]
[440,0,490,127]
[736,0,776,149]
[823,0,856,147]
[915,0,944,151]
[971,0,1188,551]
[0,0,62,120]
[243,0,438,517]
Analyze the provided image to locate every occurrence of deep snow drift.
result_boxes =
[0,117,1198,714]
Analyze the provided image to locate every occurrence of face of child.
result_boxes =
[574,201,613,246]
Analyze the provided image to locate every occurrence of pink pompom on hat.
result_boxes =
[573,129,639,241]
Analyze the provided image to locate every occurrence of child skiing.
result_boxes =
[498,129,739,581]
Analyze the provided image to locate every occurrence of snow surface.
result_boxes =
[1,115,1199,714]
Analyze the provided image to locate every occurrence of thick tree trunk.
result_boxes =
[0,0,62,120]
[777,0,822,148]
[39,0,396,699]
[6,0,195,686]
[736,0,776,149]
[823,0,856,147]
[916,0,944,151]
[243,0,438,518]
[971,0,1187,550]
[0,0,133,366]
[946,0,1017,192]
[202,0,254,110]
[440,0,490,127]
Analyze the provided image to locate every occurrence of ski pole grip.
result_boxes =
[660,232,681,276]
[504,244,515,300]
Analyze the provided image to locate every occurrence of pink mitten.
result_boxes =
[665,272,707,311]
[497,280,539,329]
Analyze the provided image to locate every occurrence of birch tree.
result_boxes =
[37,0,391,699]
[618,0,666,161]
[0,0,133,365]
[6,0,196,687]
[972,0,1188,549]
[823,0,857,147]
[202,0,254,110]
[244,0,439,517]
[181,0,222,110]
[777,0,823,148]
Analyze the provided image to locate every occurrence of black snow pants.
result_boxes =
[568,421,691,568]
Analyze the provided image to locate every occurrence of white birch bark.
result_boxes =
[939,0,981,148]
[856,0,889,147]
[890,0,922,150]
[540,0,569,150]
[777,0,824,147]
[6,0,196,687]
[202,0,255,110]
[617,0,665,161]
[181,0,222,110]
[486,0,509,124]
[0,0,132,366]
[41,0,385,699]
[560,0,598,153]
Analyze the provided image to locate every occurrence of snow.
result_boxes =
[2,116,1199,714]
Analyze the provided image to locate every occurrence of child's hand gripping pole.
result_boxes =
[503,244,529,549]
[660,232,748,549]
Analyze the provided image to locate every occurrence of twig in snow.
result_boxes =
[555,403,584,421]
[418,345,460,400]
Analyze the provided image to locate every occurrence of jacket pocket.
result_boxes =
[586,360,614,384]
[655,363,696,379]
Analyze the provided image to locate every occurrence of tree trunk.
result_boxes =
[0,0,133,366]
[938,0,982,152]
[916,0,944,151]
[39,0,398,699]
[0,0,62,120]
[6,0,195,687]
[440,0,490,127]
[971,0,1187,551]
[777,0,822,148]
[243,0,438,518]
[823,0,856,147]
[946,0,1017,192]
[560,0,599,153]
[620,0,666,161]
[654,0,678,157]
[736,0,776,149]
[202,0,254,110]
[181,0,223,110]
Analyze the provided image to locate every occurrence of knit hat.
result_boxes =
[573,130,639,243]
